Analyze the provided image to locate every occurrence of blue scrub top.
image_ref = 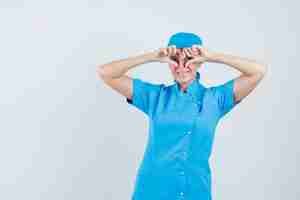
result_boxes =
[126,71,241,200]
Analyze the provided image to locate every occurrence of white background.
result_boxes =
[0,0,299,199]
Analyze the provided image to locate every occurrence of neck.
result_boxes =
[178,78,195,92]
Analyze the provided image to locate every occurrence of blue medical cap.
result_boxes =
[167,32,203,48]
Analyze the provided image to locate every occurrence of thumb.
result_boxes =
[170,60,178,67]
[168,58,178,66]
[185,59,193,67]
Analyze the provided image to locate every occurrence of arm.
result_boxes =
[207,51,268,103]
[96,52,157,100]
[96,46,178,101]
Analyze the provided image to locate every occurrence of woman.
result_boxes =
[97,32,267,200]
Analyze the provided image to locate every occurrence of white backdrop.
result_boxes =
[0,0,299,199]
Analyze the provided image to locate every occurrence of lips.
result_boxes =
[177,72,189,78]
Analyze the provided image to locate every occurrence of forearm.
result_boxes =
[207,52,267,76]
[97,51,157,79]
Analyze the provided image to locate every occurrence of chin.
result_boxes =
[175,76,193,84]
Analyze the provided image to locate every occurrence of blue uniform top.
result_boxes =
[126,71,241,200]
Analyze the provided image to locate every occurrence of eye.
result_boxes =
[170,56,177,61]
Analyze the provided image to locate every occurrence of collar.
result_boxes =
[167,71,206,112]
[174,71,206,99]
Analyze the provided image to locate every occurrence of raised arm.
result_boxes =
[206,51,268,103]
[96,52,155,100]
[185,45,268,104]
[96,47,178,101]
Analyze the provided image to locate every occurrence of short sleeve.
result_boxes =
[126,78,162,116]
[214,79,241,118]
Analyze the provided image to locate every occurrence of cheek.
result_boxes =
[188,64,197,71]
[170,64,178,71]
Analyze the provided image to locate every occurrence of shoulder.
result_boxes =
[161,81,177,94]
[205,79,235,97]
[201,84,225,105]
[205,85,219,97]
[132,78,165,92]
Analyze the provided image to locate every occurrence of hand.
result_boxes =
[184,45,213,68]
[152,45,179,66]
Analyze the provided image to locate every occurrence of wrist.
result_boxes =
[206,52,222,63]
[143,50,159,62]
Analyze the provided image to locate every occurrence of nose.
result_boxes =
[174,61,191,73]
[177,55,189,66]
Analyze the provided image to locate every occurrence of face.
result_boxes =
[168,48,200,86]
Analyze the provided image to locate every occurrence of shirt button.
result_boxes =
[187,131,191,135]
[180,171,185,175]
[180,192,184,196]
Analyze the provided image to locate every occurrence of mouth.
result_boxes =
[176,72,189,78]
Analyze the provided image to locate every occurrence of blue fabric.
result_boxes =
[126,72,240,200]
[167,32,203,48]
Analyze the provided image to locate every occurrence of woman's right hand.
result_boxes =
[152,45,179,66]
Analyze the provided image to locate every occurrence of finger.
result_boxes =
[169,58,178,66]
[164,48,169,56]
[193,44,202,49]
[187,48,195,57]
[183,49,188,57]
[158,48,165,56]
[193,45,203,55]
[167,46,173,56]
[171,46,176,56]
[185,59,192,68]
[169,46,175,56]
[180,49,186,58]
[184,48,192,58]
[165,53,178,66]
[174,48,179,56]
[159,48,165,56]
[191,46,198,54]
[168,45,174,56]
[192,45,201,51]
[174,47,178,56]
[187,48,194,57]
[185,61,190,68]
[174,46,177,56]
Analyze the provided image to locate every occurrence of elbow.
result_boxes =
[96,64,106,80]
[256,64,268,80]
[260,64,268,76]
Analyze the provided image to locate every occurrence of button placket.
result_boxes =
[182,151,187,160]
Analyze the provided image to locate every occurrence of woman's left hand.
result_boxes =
[184,45,214,67]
